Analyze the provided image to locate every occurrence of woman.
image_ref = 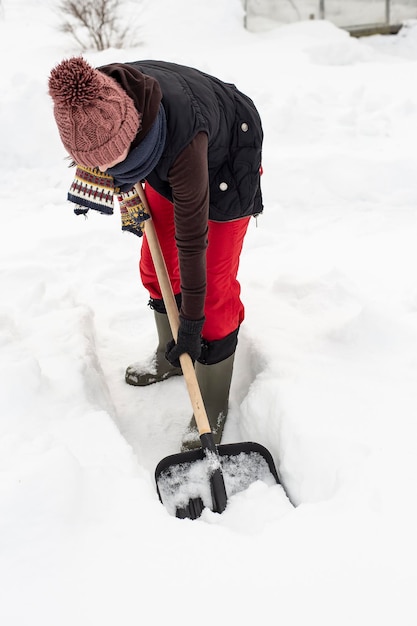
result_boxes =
[48,56,263,450]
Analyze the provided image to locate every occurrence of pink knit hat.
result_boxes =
[48,57,140,168]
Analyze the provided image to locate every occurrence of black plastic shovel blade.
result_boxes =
[155,441,280,519]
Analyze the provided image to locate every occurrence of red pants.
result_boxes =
[139,184,250,342]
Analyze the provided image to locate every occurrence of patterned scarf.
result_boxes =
[66,104,167,237]
[67,164,150,237]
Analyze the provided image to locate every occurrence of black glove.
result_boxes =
[165,316,205,368]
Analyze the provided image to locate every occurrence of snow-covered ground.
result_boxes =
[1,0,417,624]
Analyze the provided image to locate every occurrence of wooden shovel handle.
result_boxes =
[134,183,211,436]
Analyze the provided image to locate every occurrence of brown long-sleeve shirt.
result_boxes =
[167,131,209,322]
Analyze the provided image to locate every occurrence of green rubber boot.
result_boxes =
[181,353,235,451]
[125,311,183,386]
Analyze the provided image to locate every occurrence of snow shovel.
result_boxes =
[134,183,281,519]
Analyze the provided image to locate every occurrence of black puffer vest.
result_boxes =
[126,61,263,221]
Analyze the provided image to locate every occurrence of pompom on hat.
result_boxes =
[48,57,140,168]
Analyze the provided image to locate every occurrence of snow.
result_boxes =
[1,0,417,623]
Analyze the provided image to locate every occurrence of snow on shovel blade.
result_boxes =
[155,442,280,519]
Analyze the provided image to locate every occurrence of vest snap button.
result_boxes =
[241,122,249,132]
[219,182,228,191]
